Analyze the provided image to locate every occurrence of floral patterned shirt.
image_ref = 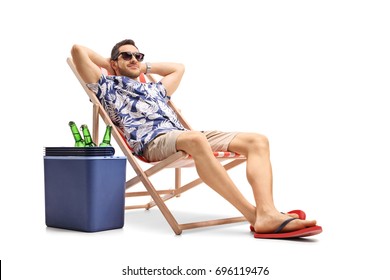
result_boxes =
[87,74,186,156]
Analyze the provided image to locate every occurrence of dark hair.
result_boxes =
[111,39,138,60]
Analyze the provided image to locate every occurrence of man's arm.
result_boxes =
[71,43,184,95]
[141,62,185,97]
[71,44,113,84]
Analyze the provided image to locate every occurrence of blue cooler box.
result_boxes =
[44,151,126,232]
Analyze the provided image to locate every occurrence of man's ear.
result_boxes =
[110,60,118,75]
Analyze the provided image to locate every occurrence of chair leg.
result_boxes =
[175,168,181,197]
[137,170,183,235]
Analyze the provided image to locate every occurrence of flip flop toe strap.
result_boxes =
[274,218,298,233]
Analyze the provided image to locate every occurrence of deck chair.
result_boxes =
[67,57,247,234]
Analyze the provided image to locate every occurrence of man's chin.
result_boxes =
[120,70,140,79]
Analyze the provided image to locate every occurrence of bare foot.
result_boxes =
[253,212,317,234]
[249,210,305,231]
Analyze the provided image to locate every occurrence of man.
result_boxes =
[71,39,322,238]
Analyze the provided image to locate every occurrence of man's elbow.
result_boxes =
[177,63,185,77]
[71,44,83,59]
[178,63,185,73]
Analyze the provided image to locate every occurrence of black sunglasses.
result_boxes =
[115,51,145,62]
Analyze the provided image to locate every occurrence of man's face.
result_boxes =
[113,45,142,79]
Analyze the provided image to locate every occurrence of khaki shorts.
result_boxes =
[143,130,238,162]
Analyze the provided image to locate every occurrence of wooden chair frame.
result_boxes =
[67,57,247,234]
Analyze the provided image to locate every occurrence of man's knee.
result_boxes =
[177,131,210,153]
[251,133,269,153]
[237,133,269,155]
[229,132,270,156]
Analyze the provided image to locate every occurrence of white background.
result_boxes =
[1,0,389,279]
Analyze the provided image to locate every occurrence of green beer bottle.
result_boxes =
[99,125,112,147]
[80,124,96,147]
[69,121,85,147]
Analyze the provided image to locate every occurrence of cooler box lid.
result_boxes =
[44,147,115,157]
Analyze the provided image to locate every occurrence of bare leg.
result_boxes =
[177,131,317,233]
[176,131,257,222]
[228,133,317,233]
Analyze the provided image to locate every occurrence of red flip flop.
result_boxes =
[250,209,306,232]
[254,218,323,239]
